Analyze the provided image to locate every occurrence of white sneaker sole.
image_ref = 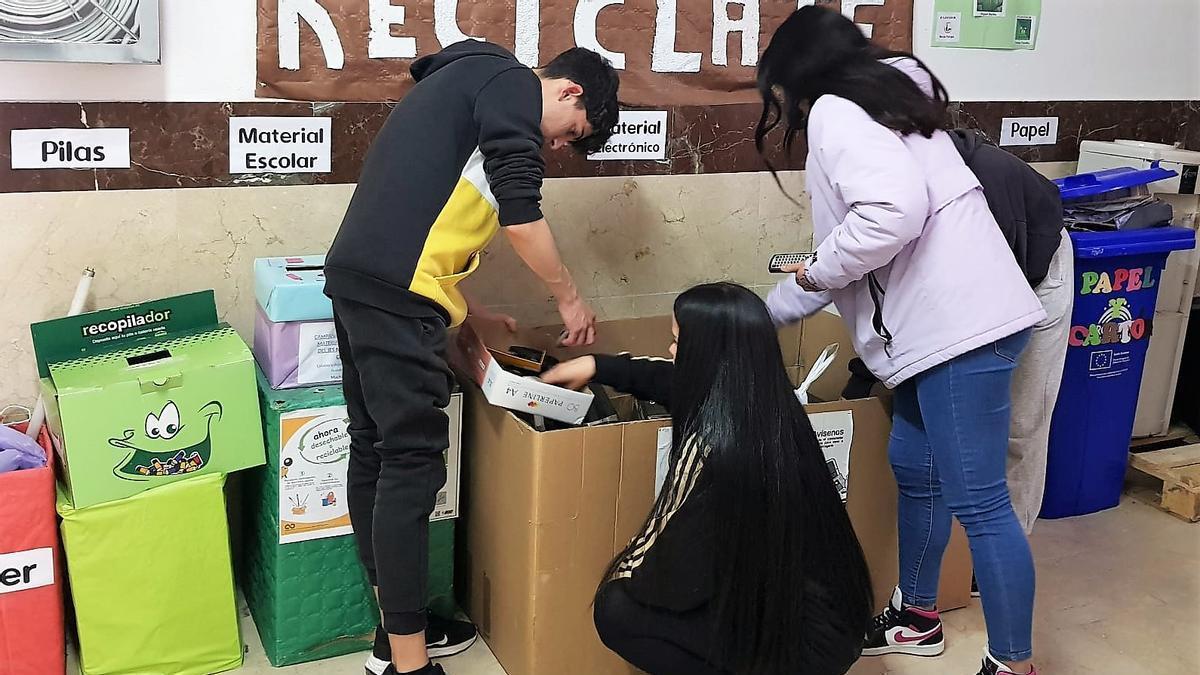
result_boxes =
[365,655,389,675]
[861,641,946,658]
[365,633,479,673]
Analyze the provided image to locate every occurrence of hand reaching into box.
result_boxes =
[540,356,597,391]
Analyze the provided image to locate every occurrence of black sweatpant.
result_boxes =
[593,580,729,675]
[332,296,453,636]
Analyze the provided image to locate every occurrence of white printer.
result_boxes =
[1078,140,1200,197]
[1077,141,1200,437]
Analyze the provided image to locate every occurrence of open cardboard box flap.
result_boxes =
[460,313,970,675]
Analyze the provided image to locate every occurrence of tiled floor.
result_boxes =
[71,494,1199,675]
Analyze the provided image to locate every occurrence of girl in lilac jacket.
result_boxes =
[758,8,1044,675]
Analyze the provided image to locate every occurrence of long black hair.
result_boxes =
[755,6,949,174]
[603,283,873,673]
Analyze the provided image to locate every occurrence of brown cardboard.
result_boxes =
[460,315,968,675]
[799,308,863,404]
[461,385,658,675]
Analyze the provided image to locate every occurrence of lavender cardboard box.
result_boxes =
[253,306,341,390]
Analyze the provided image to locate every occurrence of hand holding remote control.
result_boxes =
[768,252,814,274]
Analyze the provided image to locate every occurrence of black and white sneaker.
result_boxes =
[862,587,945,657]
[425,613,478,658]
[377,665,446,675]
[978,648,1036,675]
[366,615,479,674]
[365,624,391,675]
[971,575,981,598]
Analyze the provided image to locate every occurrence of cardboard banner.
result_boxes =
[257,0,914,106]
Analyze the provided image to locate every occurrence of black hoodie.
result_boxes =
[949,129,1065,287]
[325,42,545,326]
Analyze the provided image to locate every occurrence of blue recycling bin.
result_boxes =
[1042,166,1196,519]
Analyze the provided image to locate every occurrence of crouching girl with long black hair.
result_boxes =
[541,282,873,675]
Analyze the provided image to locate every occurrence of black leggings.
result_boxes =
[593,580,729,675]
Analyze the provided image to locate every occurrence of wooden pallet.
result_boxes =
[1128,443,1200,522]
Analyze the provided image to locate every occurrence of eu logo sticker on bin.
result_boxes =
[1089,350,1114,373]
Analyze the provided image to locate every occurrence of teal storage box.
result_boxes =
[242,371,460,667]
[254,255,333,322]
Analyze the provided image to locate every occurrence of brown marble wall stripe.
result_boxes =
[1,100,1197,194]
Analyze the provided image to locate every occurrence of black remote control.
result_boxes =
[768,252,814,273]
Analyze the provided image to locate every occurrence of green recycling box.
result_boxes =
[242,370,460,666]
[59,473,242,675]
[31,291,266,509]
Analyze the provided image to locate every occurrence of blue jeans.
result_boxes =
[889,330,1035,663]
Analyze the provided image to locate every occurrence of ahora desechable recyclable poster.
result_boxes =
[278,406,353,544]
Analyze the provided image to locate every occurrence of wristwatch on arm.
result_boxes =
[796,252,822,292]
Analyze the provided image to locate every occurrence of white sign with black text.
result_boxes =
[809,410,854,502]
[1000,117,1059,147]
[655,426,673,499]
[589,111,669,161]
[230,117,332,174]
[0,547,54,595]
[10,128,130,169]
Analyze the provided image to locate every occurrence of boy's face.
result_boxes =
[540,78,593,151]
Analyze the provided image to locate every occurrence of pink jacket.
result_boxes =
[767,60,1045,387]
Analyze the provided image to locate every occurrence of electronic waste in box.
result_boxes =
[31,291,266,509]
[451,320,595,424]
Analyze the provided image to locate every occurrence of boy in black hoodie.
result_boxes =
[325,43,619,675]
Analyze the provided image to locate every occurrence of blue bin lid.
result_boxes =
[1071,227,1196,259]
[1054,163,1178,201]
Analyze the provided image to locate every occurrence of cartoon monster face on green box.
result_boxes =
[108,399,224,480]
[33,292,266,509]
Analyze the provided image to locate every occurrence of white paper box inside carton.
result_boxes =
[453,322,594,425]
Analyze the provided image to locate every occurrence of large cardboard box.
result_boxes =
[242,371,461,666]
[59,473,242,675]
[31,291,266,509]
[458,315,971,675]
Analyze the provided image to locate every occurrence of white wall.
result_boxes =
[0,1,257,102]
[914,0,1200,101]
[2,0,1198,103]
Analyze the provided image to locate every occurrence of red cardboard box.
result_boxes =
[0,423,65,675]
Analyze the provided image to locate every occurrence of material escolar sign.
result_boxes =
[230,117,332,174]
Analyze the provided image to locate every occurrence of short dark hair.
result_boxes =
[542,48,620,154]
